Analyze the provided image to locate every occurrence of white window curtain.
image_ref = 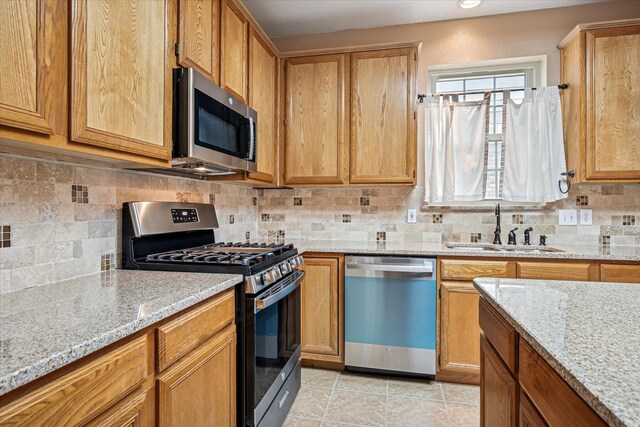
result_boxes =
[502,87,567,203]
[424,95,488,202]
[423,87,567,203]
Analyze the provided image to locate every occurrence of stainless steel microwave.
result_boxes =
[171,67,257,177]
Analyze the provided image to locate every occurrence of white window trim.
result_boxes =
[424,56,547,208]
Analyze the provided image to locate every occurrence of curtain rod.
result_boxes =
[417,83,568,102]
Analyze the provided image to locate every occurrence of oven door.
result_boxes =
[249,270,303,426]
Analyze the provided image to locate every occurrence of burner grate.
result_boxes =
[144,242,294,267]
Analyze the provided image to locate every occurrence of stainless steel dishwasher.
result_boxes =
[345,256,437,377]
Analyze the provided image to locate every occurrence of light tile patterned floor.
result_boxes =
[284,368,480,427]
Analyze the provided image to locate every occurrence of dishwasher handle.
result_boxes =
[346,263,433,274]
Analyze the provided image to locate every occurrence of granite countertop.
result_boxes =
[0,270,243,396]
[288,239,640,261]
[473,278,640,427]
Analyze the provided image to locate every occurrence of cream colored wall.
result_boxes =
[274,1,640,187]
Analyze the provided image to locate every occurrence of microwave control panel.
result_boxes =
[171,209,199,223]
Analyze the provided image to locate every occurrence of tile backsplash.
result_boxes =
[256,185,640,246]
[0,154,258,294]
[1,152,639,294]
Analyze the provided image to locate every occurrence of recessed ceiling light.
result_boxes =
[457,0,482,9]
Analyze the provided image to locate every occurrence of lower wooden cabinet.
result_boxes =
[600,263,640,283]
[0,289,237,427]
[516,262,599,281]
[300,253,345,366]
[480,296,606,427]
[158,324,236,427]
[480,335,517,427]
[438,281,481,384]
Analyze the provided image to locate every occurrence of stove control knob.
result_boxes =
[282,262,293,274]
[273,268,282,280]
[262,271,275,286]
[288,258,298,269]
[295,255,304,267]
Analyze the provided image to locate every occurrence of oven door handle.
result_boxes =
[255,270,304,313]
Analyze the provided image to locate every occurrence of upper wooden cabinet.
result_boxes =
[220,0,249,103]
[350,48,417,184]
[559,19,640,182]
[0,0,66,135]
[283,54,349,185]
[70,0,172,160]
[177,0,220,84]
[248,27,279,185]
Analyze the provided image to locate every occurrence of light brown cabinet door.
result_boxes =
[158,325,236,427]
[600,263,640,283]
[350,48,417,184]
[177,0,220,84]
[439,281,481,384]
[301,255,344,364]
[519,391,548,427]
[516,261,598,281]
[220,0,248,102]
[85,387,155,427]
[585,26,640,181]
[248,27,278,185]
[283,55,349,185]
[480,335,517,427]
[70,0,171,160]
[0,0,66,135]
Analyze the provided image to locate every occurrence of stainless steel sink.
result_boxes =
[445,243,564,253]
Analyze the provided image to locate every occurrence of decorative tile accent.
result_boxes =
[623,215,636,226]
[293,197,302,206]
[360,196,370,206]
[433,214,443,224]
[342,214,351,223]
[71,185,88,204]
[1,226,11,248]
[470,233,482,243]
[252,197,258,206]
[229,214,235,224]
[209,194,215,204]
[245,231,251,241]
[261,214,270,222]
[600,235,611,246]
[512,214,523,224]
[576,195,589,206]
[100,253,115,271]
[277,230,285,239]
[376,231,386,241]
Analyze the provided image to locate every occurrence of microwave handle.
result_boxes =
[247,117,256,161]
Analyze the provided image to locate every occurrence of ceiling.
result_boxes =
[243,0,610,39]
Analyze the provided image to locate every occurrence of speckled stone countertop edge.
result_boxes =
[473,281,623,427]
[292,241,640,262]
[0,273,243,396]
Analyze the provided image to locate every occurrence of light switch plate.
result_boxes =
[579,209,593,225]
[558,209,577,226]
[407,208,417,224]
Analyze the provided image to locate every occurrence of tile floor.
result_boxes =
[284,368,480,427]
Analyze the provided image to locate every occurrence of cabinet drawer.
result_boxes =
[516,262,597,281]
[519,340,605,427]
[157,289,235,371]
[600,264,640,283]
[479,298,517,373]
[0,336,148,426]
[440,259,509,281]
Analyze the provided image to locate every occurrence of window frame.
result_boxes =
[424,56,547,208]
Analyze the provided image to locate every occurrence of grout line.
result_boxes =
[384,377,389,427]
[320,371,340,424]
[440,382,453,426]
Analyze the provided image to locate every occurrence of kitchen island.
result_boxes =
[474,277,640,427]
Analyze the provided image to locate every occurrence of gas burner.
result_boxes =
[145,242,294,267]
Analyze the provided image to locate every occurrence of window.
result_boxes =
[427,57,545,203]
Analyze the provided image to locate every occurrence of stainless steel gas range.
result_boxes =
[121,201,303,427]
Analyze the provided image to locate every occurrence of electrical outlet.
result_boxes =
[558,209,577,226]
[579,209,593,225]
[407,208,417,224]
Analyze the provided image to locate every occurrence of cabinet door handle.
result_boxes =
[278,389,290,409]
